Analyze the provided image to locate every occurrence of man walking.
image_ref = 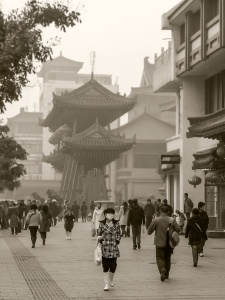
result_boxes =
[148,205,180,281]
[184,193,194,219]
[162,199,173,217]
[72,201,80,222]
[144,199,155,230]
[127,199,145,250]
[198,202,209,257]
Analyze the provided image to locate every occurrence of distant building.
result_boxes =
[109,58,176,205]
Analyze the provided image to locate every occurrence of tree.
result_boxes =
[46,188,63,203]
[0,0,81,113]
[0,125,27,192]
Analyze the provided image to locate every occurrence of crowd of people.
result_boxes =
[93,193,209,291]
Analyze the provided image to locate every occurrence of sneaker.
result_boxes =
[160,268,166,282]
[137,243,141,249]
[104,284,109,291]
[200,252,204,257]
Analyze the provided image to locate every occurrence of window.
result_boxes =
[190,10,200,36]
[180,23,185,45]
[134,154,159,169]
[205,70,225,114]
[205,0,219,23]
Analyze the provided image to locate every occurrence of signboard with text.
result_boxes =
[161,155,181,164]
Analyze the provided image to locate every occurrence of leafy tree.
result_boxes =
[0,0,81,113]
[0,125,27,191]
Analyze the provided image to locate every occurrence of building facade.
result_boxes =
[153,0,225,232]
[109,57,176,205]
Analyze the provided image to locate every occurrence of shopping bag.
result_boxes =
[94,241,102,266]
[91,225,96,237]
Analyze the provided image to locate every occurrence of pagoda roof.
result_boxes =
[38,55,83,77]
[62,120,135,168]
[192,147,225,170]
[39,78,136,133]
[48,124,72,145]
[43,150,65,173]
[187,109,225,140]
[7,108,42,123]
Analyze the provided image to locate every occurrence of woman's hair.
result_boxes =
[97,202,101,208]
[192,208,199,216]
[42,204,49,213]
[123,201,128,214]
[104,208,115,215]
[31,204,37,210]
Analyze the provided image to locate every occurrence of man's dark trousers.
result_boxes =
[145,216,153,230]
[156,246,172,277]
[132,225,141,246]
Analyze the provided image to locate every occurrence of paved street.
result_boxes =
[0,220,225,300]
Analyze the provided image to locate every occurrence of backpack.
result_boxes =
[167,218,180,248]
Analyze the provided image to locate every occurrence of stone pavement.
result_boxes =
[0,220,225,300]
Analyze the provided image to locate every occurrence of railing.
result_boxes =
[206,15,220,55]
[176,43,186,75]
[190,30,201,66]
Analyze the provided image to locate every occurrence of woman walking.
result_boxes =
[118,202,129,237]
[92,202,104,233]
[26,204,42,248]
[8,203,19,235]
[185,208,204,267]
[64,208,75,240]
[97,208,121,291]
[39,204,52,245]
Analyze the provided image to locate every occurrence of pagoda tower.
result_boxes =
[40,77,136,204]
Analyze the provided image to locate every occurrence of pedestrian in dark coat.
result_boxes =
[144,199,155,230]
[39,204,52,245]
[8,203,19,235]
[64,208,75,240]
[80,201,88,222]
[198,202,209,257]
[148,205,180,281]
[162,199,173,217]
[72,201,80,222]
[127,199,145,250]
[97,208,121,291]
[51,200,59,226]
[185,208,204,267]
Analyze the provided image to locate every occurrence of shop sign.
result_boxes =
[161,155,180,164]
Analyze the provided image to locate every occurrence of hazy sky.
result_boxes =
[2,0,181,120]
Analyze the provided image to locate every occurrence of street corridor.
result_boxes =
[0,221,225,300]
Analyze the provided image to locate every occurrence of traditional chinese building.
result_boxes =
[40,76,136,204]
[153,0,225,234]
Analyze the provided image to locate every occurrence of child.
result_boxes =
[64,208,75,240]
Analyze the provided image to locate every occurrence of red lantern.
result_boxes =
[188,175,202,188]
[205,172,220,184]
[216,146,225,159]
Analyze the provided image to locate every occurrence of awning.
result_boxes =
[187,108,225,140]
[192,147,225,170]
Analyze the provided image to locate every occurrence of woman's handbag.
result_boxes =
[91,224,96,237]
[94,241,102,266]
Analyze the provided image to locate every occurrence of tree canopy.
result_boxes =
[0,0,81,113]
[0,125,27,192]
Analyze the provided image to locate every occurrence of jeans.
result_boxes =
[156,246,172,276]
[121,225,126,236]
[102,257,117,273]
[132,225,141,246]
[145,216,153,230]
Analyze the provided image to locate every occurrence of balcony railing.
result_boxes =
[206,15,220,55]
[190,30,201,67]
[176,43,186,75]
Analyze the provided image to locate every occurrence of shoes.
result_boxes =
[133,245,137,250]
[193,263,197,267]
[200,252,204,257]
[160,268,166,282]
[137,243,141,249]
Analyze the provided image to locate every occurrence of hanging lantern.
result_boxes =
[188,174,202,188]
[205,172,220,184]
[216,145,225,159]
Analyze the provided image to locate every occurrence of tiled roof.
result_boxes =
[40,78,136,133]
[42,151,65,173]
[187,109,225,139]
[48,125,72,145]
